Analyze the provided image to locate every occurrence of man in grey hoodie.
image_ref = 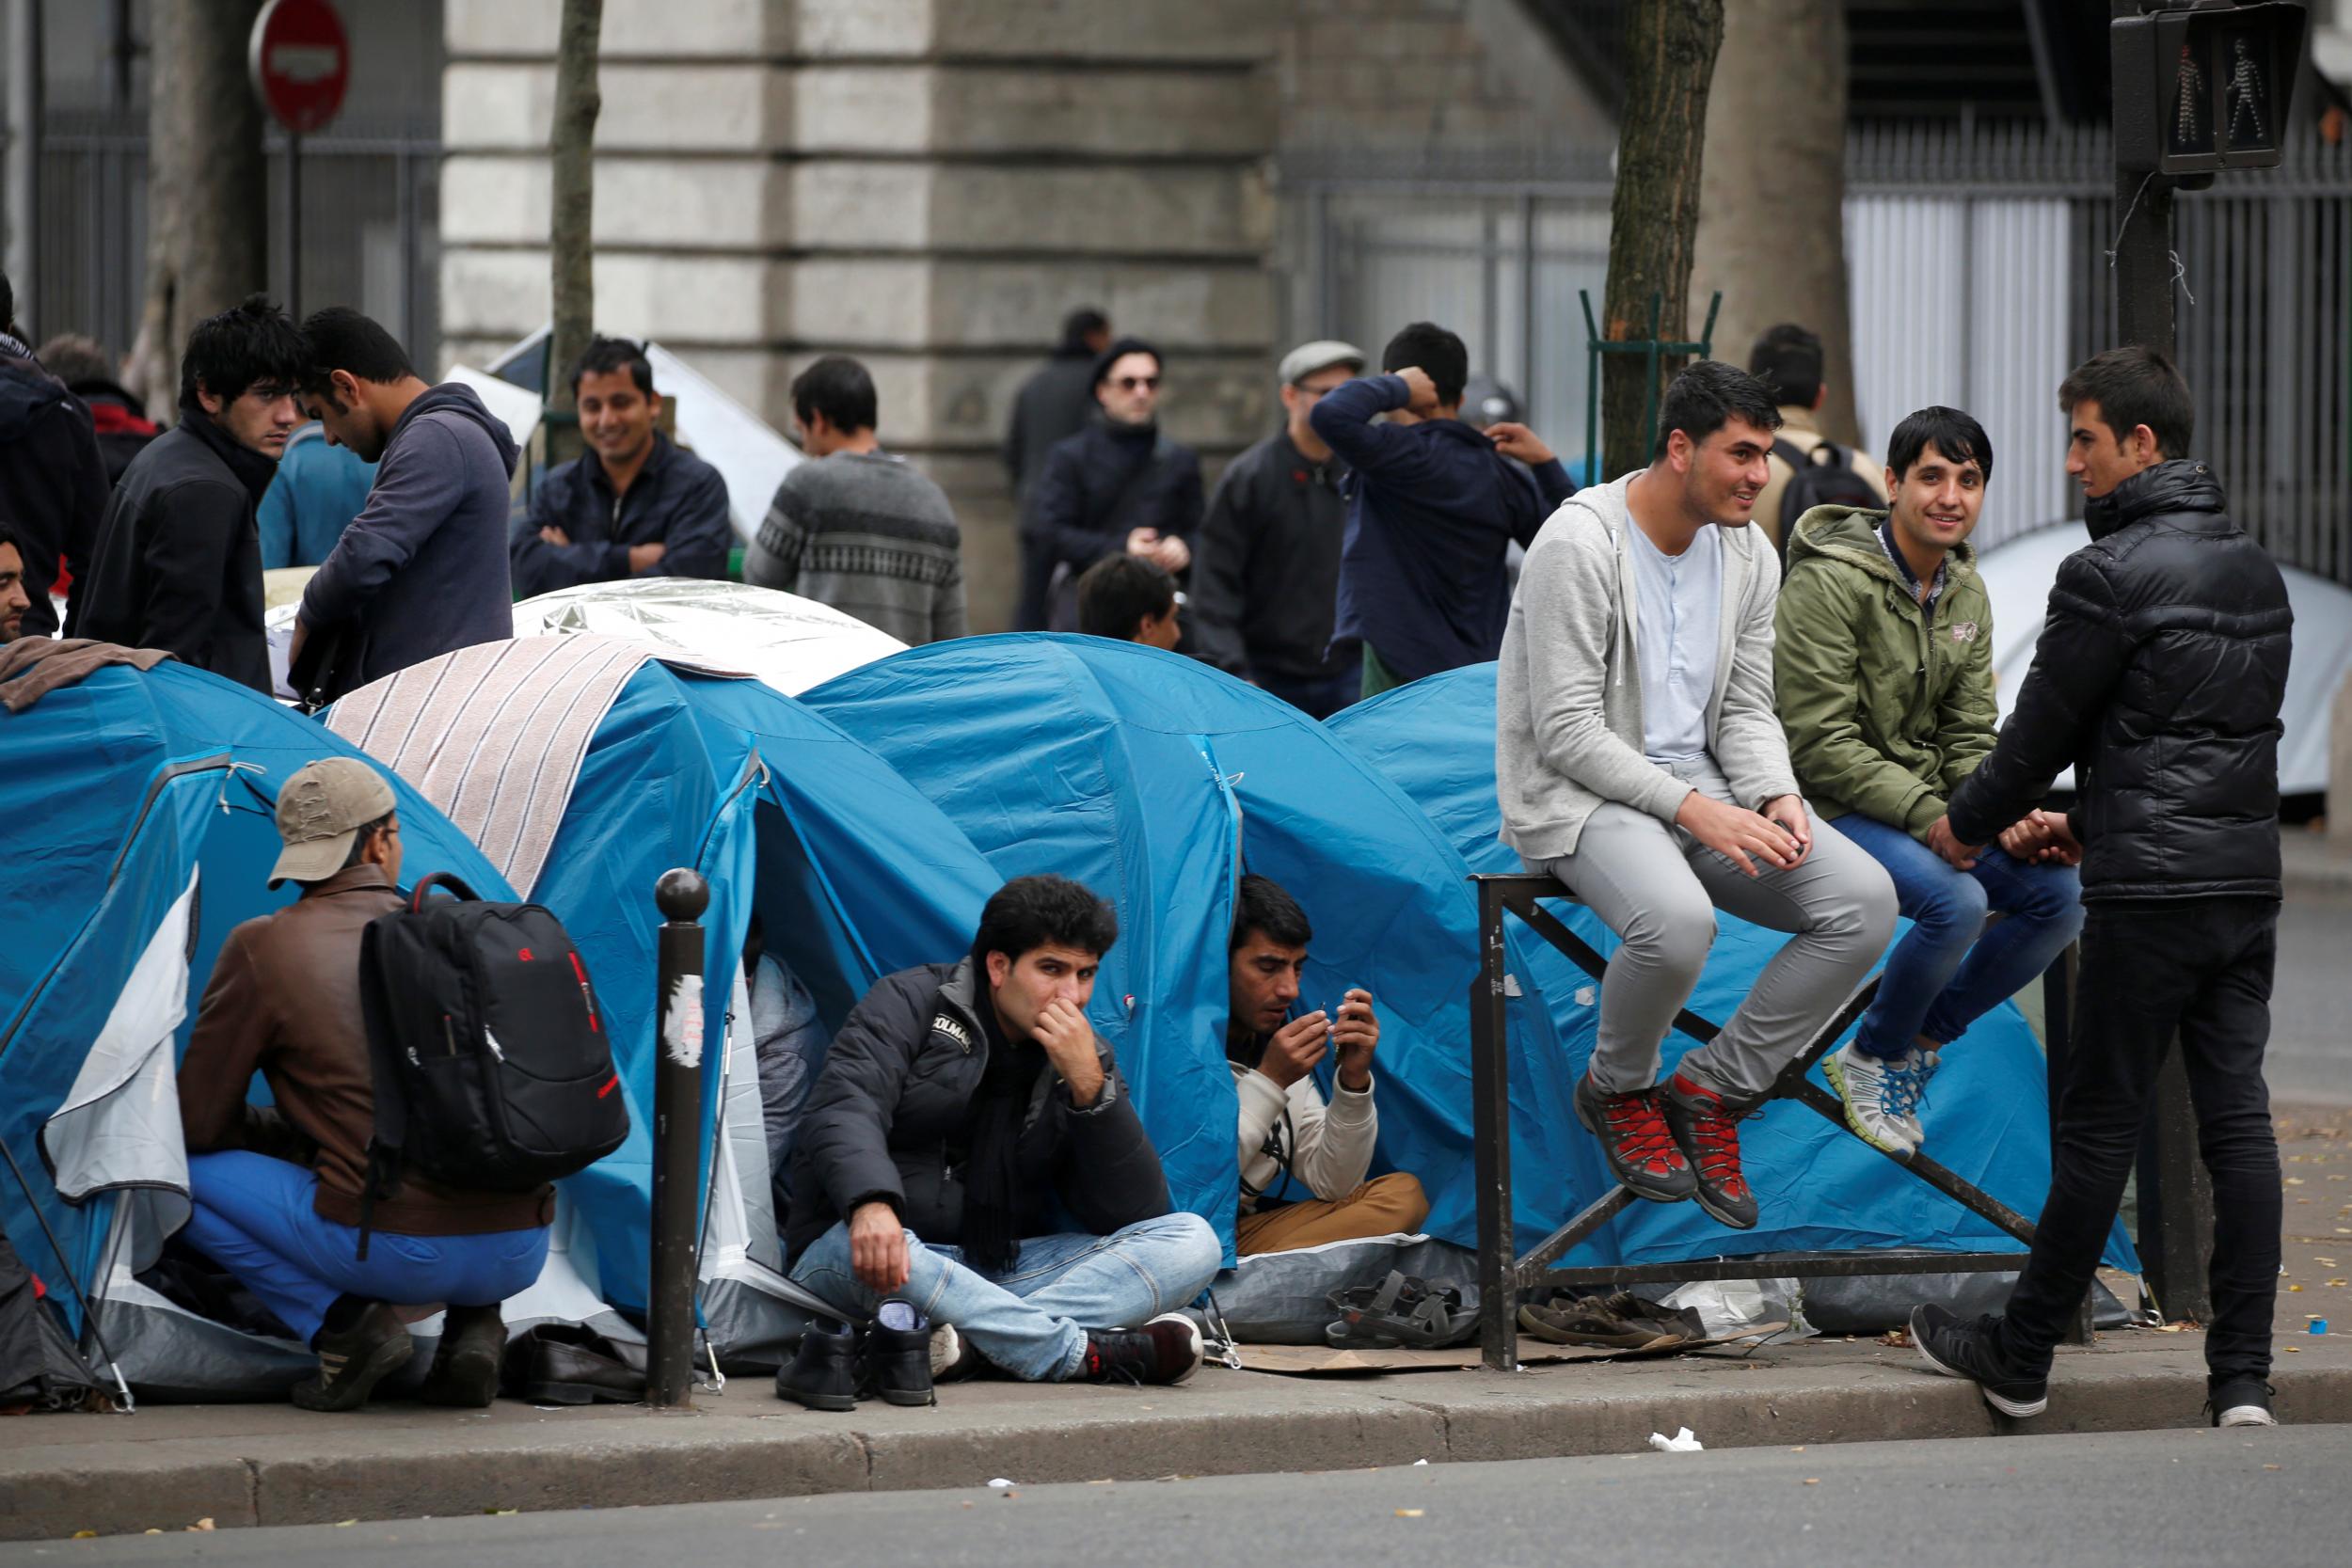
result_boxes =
[290,309,519,702]
[1497,361,1896,1229]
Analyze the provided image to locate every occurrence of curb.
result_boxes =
[7,1344,2349,1543]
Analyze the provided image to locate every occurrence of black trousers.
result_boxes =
[1994,895,2280,1383]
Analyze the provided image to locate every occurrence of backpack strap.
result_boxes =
[1771,437,1808,470]
[354,916,410,1262]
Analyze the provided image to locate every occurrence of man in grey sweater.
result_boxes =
[747,356,964,645]
[1497,361,1895,1229]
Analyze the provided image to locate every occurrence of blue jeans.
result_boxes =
[181,1151,551,1346]
[1835,813,2085,1059]
[1258,665,1360,721]
[788,1212,1221,1382]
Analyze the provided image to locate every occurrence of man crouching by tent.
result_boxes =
[781,875,1220,1401]
[175,759,553,1412]
[1226,875,1427,1253]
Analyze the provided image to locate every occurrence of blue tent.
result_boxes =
[803,634,1609,1262]
[1330,664,2138,1272]
[331,655,1006,1354]
[0,662,517,1398]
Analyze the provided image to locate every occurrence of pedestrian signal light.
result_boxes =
[2113,1,2306,175]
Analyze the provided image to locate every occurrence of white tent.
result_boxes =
[513,579,905,696]
[1977,521,2352,796]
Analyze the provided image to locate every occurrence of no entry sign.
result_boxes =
[248,0,350,135]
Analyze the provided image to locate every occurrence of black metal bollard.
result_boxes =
[647,867,710,1409]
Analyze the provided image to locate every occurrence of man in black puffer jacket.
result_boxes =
[786,875,1220,1389]
[1910,347,2293,1431]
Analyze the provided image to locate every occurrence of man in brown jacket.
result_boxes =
[177,758,553,1411]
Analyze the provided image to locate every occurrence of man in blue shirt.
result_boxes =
[510,337,733,599]
[1312,322,1574,699]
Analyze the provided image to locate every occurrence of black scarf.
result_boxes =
[960,1006,1043,1275]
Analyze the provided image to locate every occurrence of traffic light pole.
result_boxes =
[2109,0,2217,1328]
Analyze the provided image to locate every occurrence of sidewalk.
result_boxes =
[6,1107,2347,1544]
[2281,829,2352,894]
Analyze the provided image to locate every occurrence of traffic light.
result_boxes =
[2113,1,2307,176]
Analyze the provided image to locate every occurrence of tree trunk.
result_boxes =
[546,0,604,462]
[1600,0,1724,480]
[129,0,267,422]
[1690,0,1860,447]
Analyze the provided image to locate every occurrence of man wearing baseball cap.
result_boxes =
[1190,341,1367,719]
[175,757,554,1412]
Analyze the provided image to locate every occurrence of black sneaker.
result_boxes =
[2206,1376,2279,1428]
[1573,1071,1695,1204]
[292,1300,414,1412]
[1078,1313,1204,1386]
[1660,1073,1759,1229]
[857,1299,937,1408]
[1910,1303,2048,1418]
[776,1317,860,1412]
[418,1304,507,1408]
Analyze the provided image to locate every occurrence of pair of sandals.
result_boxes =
[1324,1270,1477,1349]
[1517,1290,1708,1353]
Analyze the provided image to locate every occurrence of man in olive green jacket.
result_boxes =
[1775,407,2083,1159]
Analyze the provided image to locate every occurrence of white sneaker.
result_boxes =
[1891,1049,1934,1148]
[1824,1043,1915,1157]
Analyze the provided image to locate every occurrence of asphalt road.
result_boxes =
[10,1425,2347,1568]
[2270,890,2352,1106]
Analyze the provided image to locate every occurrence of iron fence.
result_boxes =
[24,110,439,375]
[1284,125,2352,587]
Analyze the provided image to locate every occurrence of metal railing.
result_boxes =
[1284,125,2352,588]
[19,110,439,368]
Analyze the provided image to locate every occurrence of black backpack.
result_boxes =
[1772,436,1883,553]
[355,873,630,1256]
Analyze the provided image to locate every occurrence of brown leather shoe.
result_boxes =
[418,1304,508,1408]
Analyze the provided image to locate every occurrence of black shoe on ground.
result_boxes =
[1573,1071,1696,1204]
[1079,1313,1204,1386]
[1910,1303,2048,1418]
[1660,1073,1759,1229]
[293,1300,414,1412]
[512,1323,647,1405]
[2207,1376,2279,1428]
[418,1304,508,1408]
[776,1317,860,1411]
[858,1298,937,1407]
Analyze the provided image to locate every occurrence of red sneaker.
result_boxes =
[1661,1073,1759,1228]
[1573,1071,1695,1203]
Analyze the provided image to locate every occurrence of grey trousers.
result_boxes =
[1530,757,1898,1102]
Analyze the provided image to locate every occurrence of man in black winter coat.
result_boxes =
[1189,341,1365,719]
[1018,337,1202,631]
[1003,307,1111,510]
[1912,346,2293,1431]
[291,309,519,700]
[0,271,113,639]
[785,875,1219,1388]
[67,297,306,692]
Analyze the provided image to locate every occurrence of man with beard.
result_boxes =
[67,296,306,691]
[289,309,519,700]
[1496,359,1897,1232]
[1019,337,1201,631]
[0,521,32,643]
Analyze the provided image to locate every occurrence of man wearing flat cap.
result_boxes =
[1189,341,1368,719]
[176,757,553,1414]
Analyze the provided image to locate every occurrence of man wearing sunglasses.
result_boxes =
[1019,336,1202,632]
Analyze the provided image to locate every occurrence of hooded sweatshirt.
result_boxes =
[1772,504,1996,839]
[298,382,520,698]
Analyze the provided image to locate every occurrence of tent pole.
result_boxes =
[0,1132,135,1411]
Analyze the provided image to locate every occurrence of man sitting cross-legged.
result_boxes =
[1777,406,2083,1158]
[1226,875,1428,1254]
[784,875,1221,1390]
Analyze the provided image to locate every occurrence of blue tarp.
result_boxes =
[513,663,1002,1308]
[804,634,1606,1262]
[0,663,516,1331]
[1329,663,2139,1272]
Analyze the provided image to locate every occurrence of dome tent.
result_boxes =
[0,661,541,1401]
[1328,664,2138,1274]
[326,636,1004,1365]
[803,633,1607,1262]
